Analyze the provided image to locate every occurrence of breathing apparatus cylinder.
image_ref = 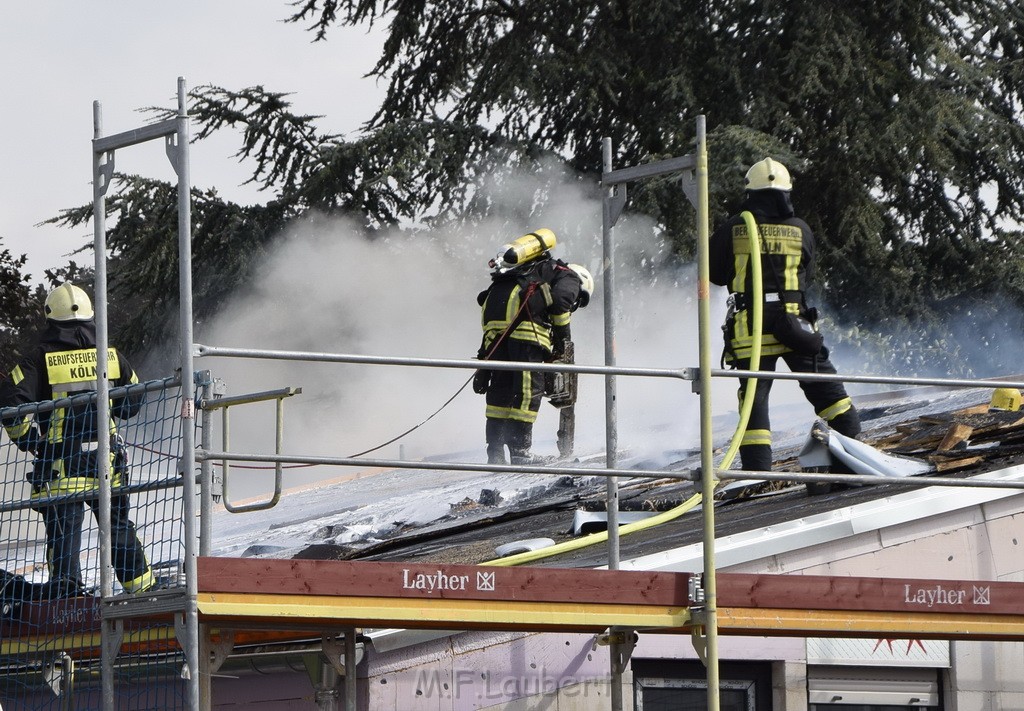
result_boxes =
[490,229,557,271]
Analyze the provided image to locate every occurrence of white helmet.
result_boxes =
[44,283,94,322]
[568,264,594,308]
[744,157,793,191]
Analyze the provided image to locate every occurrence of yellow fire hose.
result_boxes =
[483,212,765,567]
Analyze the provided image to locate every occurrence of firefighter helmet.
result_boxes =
[44,283,94,322]
[990,388,1022,412]
[568,264,594,308]
[744,158,793,191]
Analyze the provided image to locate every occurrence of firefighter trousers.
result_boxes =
[37,492,153,594]
[484,340,547,463]
[734,348,861,472]
[34,442,154,594]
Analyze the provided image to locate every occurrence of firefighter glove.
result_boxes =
[473,370,491,395]
[29,459,58,486]
[12,425,41,454]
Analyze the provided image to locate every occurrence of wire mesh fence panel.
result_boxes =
[1,377,189,710]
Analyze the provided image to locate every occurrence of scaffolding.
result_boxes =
[0,377,188,709]
[2,81,1024,711]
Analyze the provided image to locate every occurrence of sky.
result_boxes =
[0,1,383,278]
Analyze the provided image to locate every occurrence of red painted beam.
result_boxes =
[198,558,1024,617]
[717,573,1024,616]
[198,557,694,606]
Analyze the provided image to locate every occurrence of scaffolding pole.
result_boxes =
[599,123,706,710]
[173,77,201,711]
[92,92,117,711]
[692,114,721,710]
[91,77,199,710]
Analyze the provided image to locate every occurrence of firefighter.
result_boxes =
[474,230,593,465]
[0,283,155,594]
[710,158,861,475]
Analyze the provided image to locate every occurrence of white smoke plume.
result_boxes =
[194,164,801,499]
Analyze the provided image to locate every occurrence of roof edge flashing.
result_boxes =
[620,465,1024,573]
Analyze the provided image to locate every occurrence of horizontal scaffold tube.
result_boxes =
[196,344,1024,391]
[196,450,695,482]
[714,368,1024,391]
[194,344,688,379]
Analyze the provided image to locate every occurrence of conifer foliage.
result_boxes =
[277,0,1024,374]
[44,1,1024,373]
[0,243,39,372]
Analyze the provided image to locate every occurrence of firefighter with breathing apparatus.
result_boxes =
[710,158,861,485]
[473,229,594,465]
[0,283,155,594]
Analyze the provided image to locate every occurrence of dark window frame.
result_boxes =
[633,659,774,711]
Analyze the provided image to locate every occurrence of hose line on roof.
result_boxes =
[483,211,765,567]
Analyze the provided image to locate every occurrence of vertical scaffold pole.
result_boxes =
[601,137,624,711]
[694,116,721,709]
[602,138,621,564]
[92,96,118,711]
[345,629,358,710]
[173,77,202,711]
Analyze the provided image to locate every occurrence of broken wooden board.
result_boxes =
[936,423,974,452]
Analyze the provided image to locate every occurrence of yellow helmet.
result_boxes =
[568,264,594,308]
[745,157,793,191]
[990,388,1022,412]
[44,283,94,322]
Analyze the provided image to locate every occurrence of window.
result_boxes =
[633,660,772,711]
[636,677,754,711]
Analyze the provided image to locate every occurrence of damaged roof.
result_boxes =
[218,385,1024,572]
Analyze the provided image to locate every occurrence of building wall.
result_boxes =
[364,630,616,710]
[362,630,805,710]
[204,491,1024,709]
[725,494,1024,709]
[355,493,1023,710]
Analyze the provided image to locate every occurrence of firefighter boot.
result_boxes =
[485,418,508,465]
[507,420,537,465]
[738,444,773,473]
[808,406,864,495]
[487,445,507,465]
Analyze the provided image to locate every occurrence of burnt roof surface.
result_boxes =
[293,386,1024,569]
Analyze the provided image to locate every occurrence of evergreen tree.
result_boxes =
[41,1,1024,375]
[270,0,1024,374]
[0,240,40,372]
[45,176,292,357]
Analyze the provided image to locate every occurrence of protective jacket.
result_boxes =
[709,190,860,472]
[476,258,582,462]
[710,190,816,361]
[0,320,153,594]
[2,320,143,488]
[478,258,578,359]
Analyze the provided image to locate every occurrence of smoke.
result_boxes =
[189,159,1024,504]
[194,163,745,499]
[826,296,1024,385]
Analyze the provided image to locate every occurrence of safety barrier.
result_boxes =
[4,350,1024,711]
[0,377,188,710]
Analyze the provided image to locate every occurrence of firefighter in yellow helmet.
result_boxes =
[0,283,155,595]
[473,230,593,465]
[710,159,861,481]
